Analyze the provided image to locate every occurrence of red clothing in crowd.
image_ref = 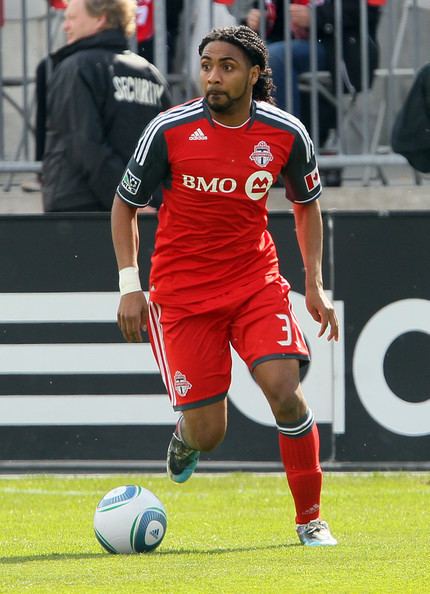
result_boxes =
[137,0,154,43]
[50,0,67,9]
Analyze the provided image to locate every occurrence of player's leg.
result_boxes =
[253,359,323,529]
[167,399,227,483]
[231,280,336,545]
[253,359,336,545]
[148,300,231,483]
[179,398,227,451]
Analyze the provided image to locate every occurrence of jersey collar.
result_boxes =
[202,99,257,129]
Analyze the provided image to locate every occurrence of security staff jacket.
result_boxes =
[42,28,171,212]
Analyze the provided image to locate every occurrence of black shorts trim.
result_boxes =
[251,353,310,372]
[173,391,228,412]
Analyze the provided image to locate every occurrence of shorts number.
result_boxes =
[276,314,292,346]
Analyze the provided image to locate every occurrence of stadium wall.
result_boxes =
[0,212,428,468]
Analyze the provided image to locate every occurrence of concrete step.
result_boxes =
[1,179,429,214]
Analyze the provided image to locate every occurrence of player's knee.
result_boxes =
[193,424,226,451]
[272,392,304,422]
[183,400,227,451]
[254,359,305,421]
[262,378,306,423]
[183,416,226,451]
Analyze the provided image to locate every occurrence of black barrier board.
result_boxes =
[0,213,333,462]
[333,212,430,461]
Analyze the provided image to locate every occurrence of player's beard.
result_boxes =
[206,92,234,112]
[205,82,249,113]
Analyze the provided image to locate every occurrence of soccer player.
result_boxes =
[111,25,339,547]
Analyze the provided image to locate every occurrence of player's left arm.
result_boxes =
[293,200,339,342]
[281,124,338,341]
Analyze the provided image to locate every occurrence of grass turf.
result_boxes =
[0,472,428,593]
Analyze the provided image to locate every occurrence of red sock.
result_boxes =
[278,416,322,525]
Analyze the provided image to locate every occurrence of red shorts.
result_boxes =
[147,278,310,411]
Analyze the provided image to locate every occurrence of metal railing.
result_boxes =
[0,0,429,186]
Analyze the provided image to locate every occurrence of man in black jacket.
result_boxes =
[391,63,430,174]
[42,0,171,212]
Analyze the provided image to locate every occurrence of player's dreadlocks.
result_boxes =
[198,25,276,105]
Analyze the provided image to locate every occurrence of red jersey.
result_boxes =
[117,98,321,309]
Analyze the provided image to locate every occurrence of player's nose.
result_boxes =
[206,66,222,84]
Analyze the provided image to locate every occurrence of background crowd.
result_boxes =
[28,0,428,212]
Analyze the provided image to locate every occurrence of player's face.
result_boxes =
[200,41,260,117]
[63,0,107,45]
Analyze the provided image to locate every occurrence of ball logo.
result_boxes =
[245,171,273,201]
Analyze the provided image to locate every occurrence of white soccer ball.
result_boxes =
[94,485,167,554]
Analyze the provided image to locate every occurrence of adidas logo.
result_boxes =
[150,528,159,538]
[189,127,207,141]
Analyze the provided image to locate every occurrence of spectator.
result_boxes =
[391,63,430,174]
[21,0,66,193]
[42,0,171,212]
[244,1,382,123]
[136,0,154,62]
[176,0,238,93]
[50,0,67,8]
[136,0,183,72]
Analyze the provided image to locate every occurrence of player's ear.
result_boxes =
[250,65,260,87]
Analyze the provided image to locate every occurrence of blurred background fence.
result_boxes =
[1,0,430,187]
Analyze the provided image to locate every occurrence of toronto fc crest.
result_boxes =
[249,140,273,167]
[174,371,192,397]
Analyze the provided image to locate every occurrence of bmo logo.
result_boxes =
[245,171,273,200]
[181,172,274,200]
[182,175,237,193]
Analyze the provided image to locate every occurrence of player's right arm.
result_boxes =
[111,195,148,343]
[111,112,170,342]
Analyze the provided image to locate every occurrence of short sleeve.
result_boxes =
[116,120,169,207]
[281,130,322,204]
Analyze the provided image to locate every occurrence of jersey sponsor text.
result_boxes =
[182,174,237,193]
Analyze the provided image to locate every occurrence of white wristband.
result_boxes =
[119,267,142,296]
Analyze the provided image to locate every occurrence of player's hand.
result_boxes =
[305,286,339,342]
[117,291,148,343]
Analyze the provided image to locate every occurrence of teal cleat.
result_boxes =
[166,433,200,484]
[296,519,338,546]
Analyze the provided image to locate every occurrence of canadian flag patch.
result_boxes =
[304,166,320,192]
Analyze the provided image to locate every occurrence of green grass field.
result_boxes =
[0,472,428,593]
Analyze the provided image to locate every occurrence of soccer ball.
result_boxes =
[94,485,167,554]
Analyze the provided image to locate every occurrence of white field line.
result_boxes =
[0,487,101,496]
